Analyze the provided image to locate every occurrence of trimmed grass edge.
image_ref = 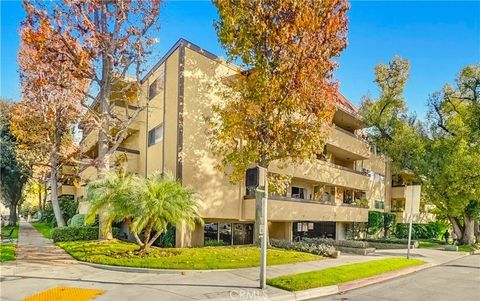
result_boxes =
[267,257,425,291]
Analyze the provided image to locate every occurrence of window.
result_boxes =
[204,222,253,245]
[375,200,385,209]
[148,123,163,146]
[343,189,353,204]
[148,72,165,100]
[204,223,218,243]
[291,186,305,199]
[219,223,232,244]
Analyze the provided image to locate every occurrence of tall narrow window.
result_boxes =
[148,123,163,146]
[291,186,305,199]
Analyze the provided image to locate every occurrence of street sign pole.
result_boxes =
[407,186,416,259]
[259,175,268,289]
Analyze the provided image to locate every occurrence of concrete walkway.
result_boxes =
[0,222,470,301]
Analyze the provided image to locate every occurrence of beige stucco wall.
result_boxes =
[243,198,368,222]
[328,127,370,159]
[181,47,244,220]
[269,222,292,240]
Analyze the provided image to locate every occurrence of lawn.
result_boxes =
[267,257,425,291]
[1,224,19,239]
[0,244,16,262]
[457,244,479,252]
[58,240,322,269]
[32,222,52,239]
[418,241,443,248]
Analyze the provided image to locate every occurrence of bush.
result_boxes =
[395,222,446,240]
[41,196,78,227]
[52,226,98,242]
[383,213,397,238]
[69,214,85,227]
[303,237,369,249]
[155,224,175,247]
[368,211,384,235]
[270,239,336,257]
[52,226,121,242]
[204,239,228,247]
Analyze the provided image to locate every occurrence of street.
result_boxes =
[312,255,480,301]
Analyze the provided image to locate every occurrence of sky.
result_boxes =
[1,1,479,119]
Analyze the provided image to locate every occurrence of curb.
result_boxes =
[78,261,185,274]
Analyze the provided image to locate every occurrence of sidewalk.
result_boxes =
[0,222,470,301]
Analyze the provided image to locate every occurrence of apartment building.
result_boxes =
[74,38,425,247]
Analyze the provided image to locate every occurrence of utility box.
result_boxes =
[246,166,267,188]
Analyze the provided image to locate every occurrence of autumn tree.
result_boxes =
[360,58,480,244]
[11,17,88,227]
[211,0,349,243]
[0,100,31,225]
[23,0,162,238]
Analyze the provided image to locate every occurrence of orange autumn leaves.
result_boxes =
[210,0,349,182]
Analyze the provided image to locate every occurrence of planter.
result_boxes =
[335,246,375,256]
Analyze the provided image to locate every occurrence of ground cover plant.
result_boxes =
[58,240,321,269]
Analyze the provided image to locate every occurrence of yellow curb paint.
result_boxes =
[21,287,104,301]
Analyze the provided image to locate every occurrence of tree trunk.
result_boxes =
[461,214,476,245]
[50,158,65,227]
[8,203,17,226]
[448,216,463,241]
[145,231,163,250]
[475,220,480,243]
[96,9,113,239]
[38,183,43,212]
[42,177,48,211]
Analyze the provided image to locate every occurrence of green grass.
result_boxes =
[0,244,16,262]
[418,241,443,249]
[1,224,19,239]
[267,257,425,291]
[57,240,322,269]
[32,222,52,239]
[457,244,480,252]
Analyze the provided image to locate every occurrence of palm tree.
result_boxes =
[85,171,202,250]
[134,172,203,251]
[85,171,144,240]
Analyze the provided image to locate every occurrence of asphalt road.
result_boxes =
[311,254,480,301]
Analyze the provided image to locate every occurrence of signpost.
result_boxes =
[247,166,268,289]
[407,185,420,259]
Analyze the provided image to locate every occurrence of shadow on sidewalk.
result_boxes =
[1,274,258,289]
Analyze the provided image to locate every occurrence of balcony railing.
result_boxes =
[319,158,370,176]
[244,192,368,209]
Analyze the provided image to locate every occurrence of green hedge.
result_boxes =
[395,223,446,240]
[270,239,337,257]
[368,211,384,235]
[69,214,85,227]
[41,196,78,227]
[303,237,370,249]
[52,226,120,242]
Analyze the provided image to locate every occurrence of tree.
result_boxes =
[0,100,31,225]
[85,171,202,250]
[211,0,349,243]
[11,16,88,227]
[23,0,162,238]
[360,58,480,244]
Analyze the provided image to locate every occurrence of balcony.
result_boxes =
[269,159,371,191]
[242,194,368,222]
[327,126,370,159]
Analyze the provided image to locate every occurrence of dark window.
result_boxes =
[375,200,385,209]
[233,223,254,245]
[218,223,232,244]
[204,223,218,243]
[293,221,336,240]
[292,187,305,199]
[148,123,163,146]
[343,189,353,204]
[149,79,158,100]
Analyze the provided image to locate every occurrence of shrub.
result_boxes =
[69,214,85,227]
[346,222,367,240]
[52,226,121,242]
[270,239,336,257]
[41,196,78,227]
[383,213,396,238]
[395,222,445,240]
[204,239,228,247]
[303,237,369,249]
[52,226,98,242]
[368,211,384,235]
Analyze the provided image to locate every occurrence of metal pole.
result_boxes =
[407,186,415,259]
[259,175,268,289]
